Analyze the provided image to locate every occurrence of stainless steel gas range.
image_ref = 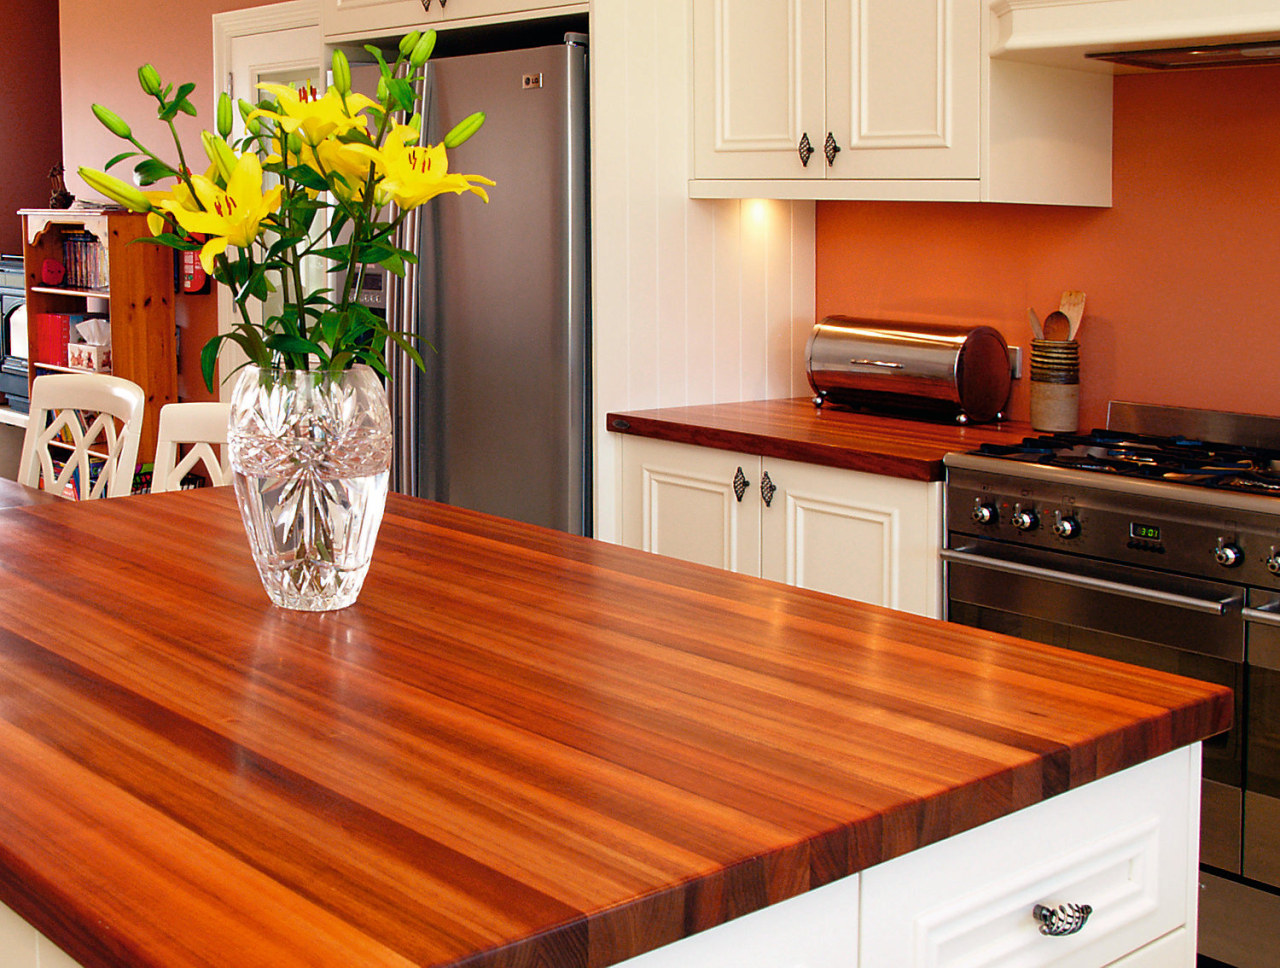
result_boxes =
[943,402,1280,967]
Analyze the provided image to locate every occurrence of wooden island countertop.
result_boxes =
[606,398,1036,481]
[0,488,1230,968]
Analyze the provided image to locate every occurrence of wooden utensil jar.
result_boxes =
[1029,338,1079,432]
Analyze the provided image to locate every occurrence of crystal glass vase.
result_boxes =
[227,365,392,611]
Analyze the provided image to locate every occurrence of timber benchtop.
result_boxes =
[606,397,1035,481]
[0,488,1229,968]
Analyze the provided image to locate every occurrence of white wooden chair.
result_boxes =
[150,402,232,493]
[18,373,146,500]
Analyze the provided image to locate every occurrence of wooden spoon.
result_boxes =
[1059,290,1086,340]
[1027,308,1044,340]
[1042,310,1071,341]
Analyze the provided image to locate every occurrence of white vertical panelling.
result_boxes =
[590,0,817,543]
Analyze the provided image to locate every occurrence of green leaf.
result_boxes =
[104,150,139,170]
[387,77,416,113]
[134,157,176,185]
[385,329,426,372]
[200,335,225,392]
[289,165,330,192]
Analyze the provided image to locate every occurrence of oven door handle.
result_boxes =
[1242,605,1280,627]
[941,549,1238,616]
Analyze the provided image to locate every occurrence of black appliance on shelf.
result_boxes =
[942,401,1280,968]
[0,254,29,413]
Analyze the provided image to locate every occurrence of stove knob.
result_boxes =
[971,500,997,525]
[1215,537,1243,568]
[1268,547,1280,576]
[1011,504,1039,532]
[1052,511,1080,539]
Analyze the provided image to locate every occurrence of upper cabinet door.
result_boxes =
[824,0,980,181]
[693,0,827,180]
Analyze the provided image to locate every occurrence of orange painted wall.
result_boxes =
[1,1,61,255]
[815,65,1280,429]
[58,0,262,399]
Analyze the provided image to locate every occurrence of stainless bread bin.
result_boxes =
[806,316,1011,423]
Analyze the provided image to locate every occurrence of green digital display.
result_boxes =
[1131,522,1161,542]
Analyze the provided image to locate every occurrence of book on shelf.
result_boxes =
[60,230,109,290]
[32,312,108,368]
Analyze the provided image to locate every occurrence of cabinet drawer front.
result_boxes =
[860,747,1196,968]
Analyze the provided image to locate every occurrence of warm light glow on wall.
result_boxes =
[744,198,772,230]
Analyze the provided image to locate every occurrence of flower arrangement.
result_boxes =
[78,30,493,390]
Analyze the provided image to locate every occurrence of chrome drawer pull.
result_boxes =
[1033,902,1092,937]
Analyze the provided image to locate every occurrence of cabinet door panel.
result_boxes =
[620,438,762,576]
[693,0,826,179]
[825,0,980,180]
[860,747,1196,968]
[759,459,941,616]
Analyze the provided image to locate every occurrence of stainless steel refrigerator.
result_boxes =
[352,36,591,535]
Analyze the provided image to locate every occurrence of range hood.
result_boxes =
[990,0,1280,72]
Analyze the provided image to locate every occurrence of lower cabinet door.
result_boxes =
[759,457,941,616]
[620,437,762,576]
[859,747,1197,968]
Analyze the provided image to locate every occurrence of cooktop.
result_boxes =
[970,428,1280,495]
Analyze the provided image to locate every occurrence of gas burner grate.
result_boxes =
[971,429,1280,489]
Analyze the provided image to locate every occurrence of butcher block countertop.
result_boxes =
[0,487,1230,968]
[606,398,1036,481]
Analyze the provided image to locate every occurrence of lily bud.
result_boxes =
[216,92,234,139]
[409,30,437,68]
[92,104,132,140]
[201,131,237,183]
[78,167,152,213]
[398,31,421,58]
[406,113,423,141]
[137,64,162,97]
[331,49,351,95]
[443,111,485,149]
[376,76,388,103]
[287,130,303,155]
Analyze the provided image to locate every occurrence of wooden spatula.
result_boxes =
[1059,291,1086,340]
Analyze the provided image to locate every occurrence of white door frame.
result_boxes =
[210,0,322,399]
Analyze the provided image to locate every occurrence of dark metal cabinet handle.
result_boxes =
[733,467,749,502]
[760,470,776,508]
[420,0,431,9]
[1034,903,1092,937]
[798,133,814,167]
[824,131,841,167]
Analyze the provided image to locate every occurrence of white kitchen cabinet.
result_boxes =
[616,746,1200,968]
[690,0,1113,205]
[619,436,942,617]
[322,0,583,41]
[692,0,979,183]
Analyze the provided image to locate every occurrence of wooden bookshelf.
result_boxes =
[20,209,176,464]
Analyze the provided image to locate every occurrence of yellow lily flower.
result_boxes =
[314,137,380,203]
[251,82,376,146]
[346,125,493,210]
[156,152,283,272]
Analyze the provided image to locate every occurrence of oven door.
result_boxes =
[1243,592,1280,888]
[943,536,1244,872]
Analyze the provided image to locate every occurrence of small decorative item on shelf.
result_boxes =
[80,31,493,611]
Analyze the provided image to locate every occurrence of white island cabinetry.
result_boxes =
[617,745,1200,968]
[619,435,942,617]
